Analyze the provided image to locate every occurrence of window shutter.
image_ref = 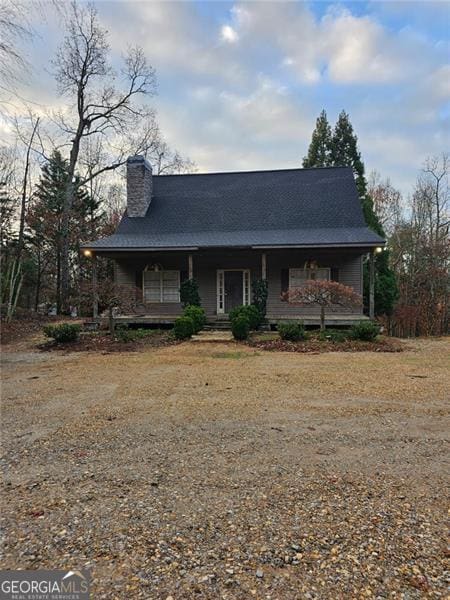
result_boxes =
[281,268,289,301]
[331,267,339,282]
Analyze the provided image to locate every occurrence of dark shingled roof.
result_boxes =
[86,166,384,250]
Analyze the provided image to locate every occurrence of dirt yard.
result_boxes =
[1,335,449,599]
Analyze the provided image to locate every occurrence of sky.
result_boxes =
[2,0,450,196]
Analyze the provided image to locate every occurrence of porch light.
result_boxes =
[83,249,92,257]
[374,247,383,254]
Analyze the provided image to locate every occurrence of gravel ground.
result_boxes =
[1,336,449,599]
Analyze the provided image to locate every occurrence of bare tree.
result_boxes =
[388,154,449,336]
[367,170,403,236]
[0,0,31,85]
[53,1,157,312]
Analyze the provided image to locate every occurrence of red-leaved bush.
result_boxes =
[282,280,362,330]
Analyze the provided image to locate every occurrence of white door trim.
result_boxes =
[217,269,251,314]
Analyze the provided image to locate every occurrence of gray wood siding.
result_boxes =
[265,249,363,318]
[110,248,364,318]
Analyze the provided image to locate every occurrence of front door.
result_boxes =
[224,271,243,313]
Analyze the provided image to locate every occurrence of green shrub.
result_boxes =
[115,324,132,342]
[180,279,201,307]
[318,328,351,343]
[183,305,206,333]
[252,278,268,318]
[43,323,81,343]
[231,314,250,340]
[173,316,195,340]
[350,320,380,341]
[229,304,262,330]
[277,321,306,342]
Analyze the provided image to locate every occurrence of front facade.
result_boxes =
[84,157,384,325]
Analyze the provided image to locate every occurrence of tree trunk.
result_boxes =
[108,305,115,336]
[56,249,61,314]
[34,250,41,311]
[320,306,325,331]
[17,117,40,264]
[60,126,82,313]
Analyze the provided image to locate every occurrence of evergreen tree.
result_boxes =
[28,150,97,311]
[302,110,398,316]
[331,110,366,197]
[330,111,397,315]
[302,110,332,168]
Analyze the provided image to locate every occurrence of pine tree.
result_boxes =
[331,110,366,197]
[28,150,97,311]
[330,111,397,315]
[302,110,398,316]
[302,110,332,168]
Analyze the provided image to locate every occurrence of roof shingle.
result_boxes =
[85,166,385,250]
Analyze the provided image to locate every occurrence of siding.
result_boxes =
[265,249,363,318]
[111,248,364,318]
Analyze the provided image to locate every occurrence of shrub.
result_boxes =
[252,278,268,318]
[115,326,158,342]
[183,305,206,333]
[229,304,262,330]
[318,328,351,343]
[43,323,81,343]
[231,315,250,340]
[277,321,306,342]
[350,320,380,341]
[180,279,201,308]
[173,316,195,340]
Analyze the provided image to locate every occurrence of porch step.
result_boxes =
[205,321,231,331]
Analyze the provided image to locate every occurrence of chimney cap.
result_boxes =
[127,155,152,170]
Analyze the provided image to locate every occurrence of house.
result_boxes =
[82,156,384,326]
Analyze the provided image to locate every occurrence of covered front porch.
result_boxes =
[89,247,377,327]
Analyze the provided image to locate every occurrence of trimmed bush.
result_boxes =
[318,328,351,343]
[229,304,262,330]
[180,279,201,307]
[252,278,268,318]
[277,321,306,342]
[173,316,195,340]
[231,315,250,340]
[183,305,206,333]
[350,320,380,341]
[43,323,81,343]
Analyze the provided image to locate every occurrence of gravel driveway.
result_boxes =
[1,338,449,598]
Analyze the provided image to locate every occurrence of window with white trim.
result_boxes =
[143,270,180,303]
[289,267,330,290]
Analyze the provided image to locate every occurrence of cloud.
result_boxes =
[2,0,447,198]
[221,25,238,44]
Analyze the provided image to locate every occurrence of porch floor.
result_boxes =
[104,314,369,328]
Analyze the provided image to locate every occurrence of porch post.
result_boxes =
[188,254,193,280]
[261,252,267,280]
[369,251,375,319]
[92,254,98,319]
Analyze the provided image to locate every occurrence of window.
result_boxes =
[143,270,180,303]
[289,267,330,290]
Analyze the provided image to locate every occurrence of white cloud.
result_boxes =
[2,0,447,199]
[221,25,238,44]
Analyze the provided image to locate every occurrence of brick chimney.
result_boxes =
[126,155,152,217]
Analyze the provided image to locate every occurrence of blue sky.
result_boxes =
[5,1,450,195]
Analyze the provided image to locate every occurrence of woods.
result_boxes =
[1,2,194,321]
[303,111,449,336]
